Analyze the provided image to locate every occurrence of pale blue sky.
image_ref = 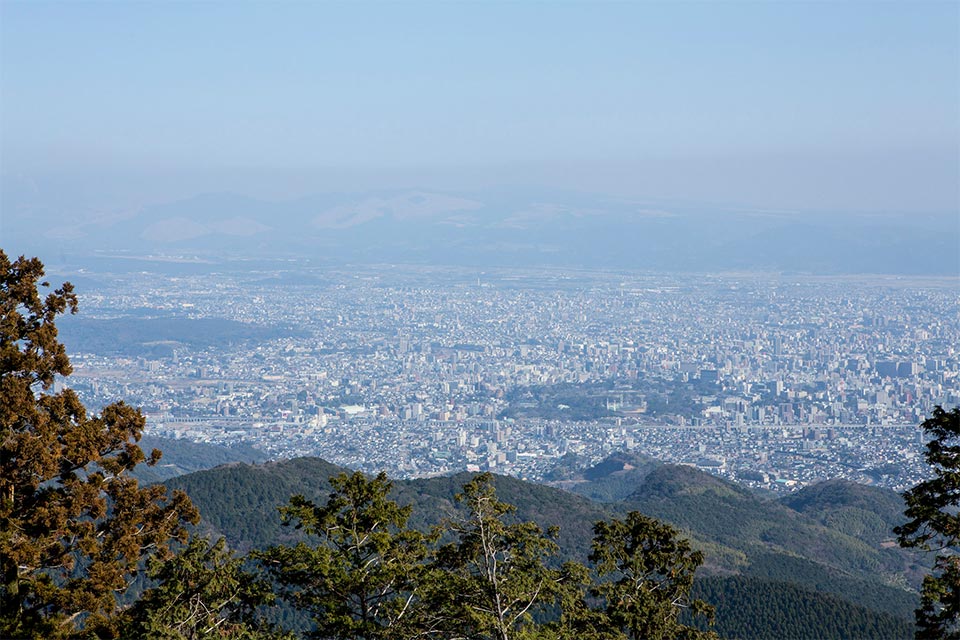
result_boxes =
[1,0,957,215]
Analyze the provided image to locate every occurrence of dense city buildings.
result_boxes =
[60,262,958,494]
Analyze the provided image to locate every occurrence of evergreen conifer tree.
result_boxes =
[896,405,960,639]
[120,536,288,640]
[0,251,198,639]
[589,512,717,640]
[427,473,569,640]
[257,471,429,640]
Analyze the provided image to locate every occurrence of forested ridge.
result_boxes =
[689,576,914,640]
[164,454,924,638]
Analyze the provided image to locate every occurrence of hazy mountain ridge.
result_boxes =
[14,189,958,275]
[545,450,664,503]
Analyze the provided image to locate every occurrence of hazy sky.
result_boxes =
[1,1,958,215]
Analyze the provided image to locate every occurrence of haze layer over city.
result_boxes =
[2,2,958,497]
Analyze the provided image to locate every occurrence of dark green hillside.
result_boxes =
[582,451,658,482]
[393,471,613,560]
[622,464,796,554]
[619,464,920,620]
[691,576,914,640]
[164,457,346,552]
[163,456,919,638]
[743,552,917,621]
[168,462,612,562]
[548,451,663,503]
[624,465,903,574]
[779,479,931,589]
[781,479,906,544]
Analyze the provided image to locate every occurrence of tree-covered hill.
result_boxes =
[780,478,907,545]
[690,576,914,640]
[166,462,612,561]
[391,471,614,560]
[618,464,923,617]
[162,455,921,638]
[164,457,347,552]
[58,315,308,357]
[547,450,663,503]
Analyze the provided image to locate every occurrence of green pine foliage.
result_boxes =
[392,471,612,561]
[425,473,572,640]
[896,406,960,639]
[589,512,717,640]
[253,471,714,640]
[119,536,289,640]
[255,472,431,640]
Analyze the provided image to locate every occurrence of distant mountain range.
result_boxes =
[9,188,958,275]
[160,451,927,639]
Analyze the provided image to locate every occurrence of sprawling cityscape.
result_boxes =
[61,261,958,494]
